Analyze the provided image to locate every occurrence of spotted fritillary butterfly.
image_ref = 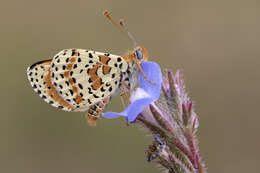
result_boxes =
[27,11,153,125]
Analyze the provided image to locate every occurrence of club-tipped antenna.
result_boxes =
[119,19,137,47]
[103,10,137,47]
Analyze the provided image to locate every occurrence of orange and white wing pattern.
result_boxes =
[27,49,133,117]
[49,49,130,111]
[27,59,74,111]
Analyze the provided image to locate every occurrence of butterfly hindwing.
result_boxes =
[27,59,74,111]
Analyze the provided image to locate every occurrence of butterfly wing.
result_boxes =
[49,49,129,112]
[27,59,74,111]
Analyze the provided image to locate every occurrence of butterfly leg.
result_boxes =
[85,97,110,126]
[120,82,131,126]
[121,81,130,104]
[120,95,126,108]
[136,60,156,85]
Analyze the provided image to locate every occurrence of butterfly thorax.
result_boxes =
[119,59,139,92]
[120,46,150,92]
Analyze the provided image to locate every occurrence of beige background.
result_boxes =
[1,0,259,173]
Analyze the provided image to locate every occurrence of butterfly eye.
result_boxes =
[135,49,143,60]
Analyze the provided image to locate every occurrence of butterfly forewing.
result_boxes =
[49,49,129,111]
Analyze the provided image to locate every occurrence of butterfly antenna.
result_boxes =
[103,10,137,46]
[119,19,137,47]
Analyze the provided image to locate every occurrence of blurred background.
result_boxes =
[1,0,259,172]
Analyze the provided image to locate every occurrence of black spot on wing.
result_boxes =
[78,83,83,89]
[112,73,116,78]
[93,94,99,98]
[88,78,93,83]
[88,87,93,94]
[71,50,76,56]
[101,87,105,92]
[117,57,122,62]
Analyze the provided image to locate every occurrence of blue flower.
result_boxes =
[102,61,162,123]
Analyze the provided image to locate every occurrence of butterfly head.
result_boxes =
[134,46,149,62]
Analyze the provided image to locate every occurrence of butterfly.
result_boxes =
[27,10,154,126]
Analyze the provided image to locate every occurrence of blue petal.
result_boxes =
[102,111,126,119]
[123,98,154,122]
[102,61,162,122]
[139,62,162,100]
